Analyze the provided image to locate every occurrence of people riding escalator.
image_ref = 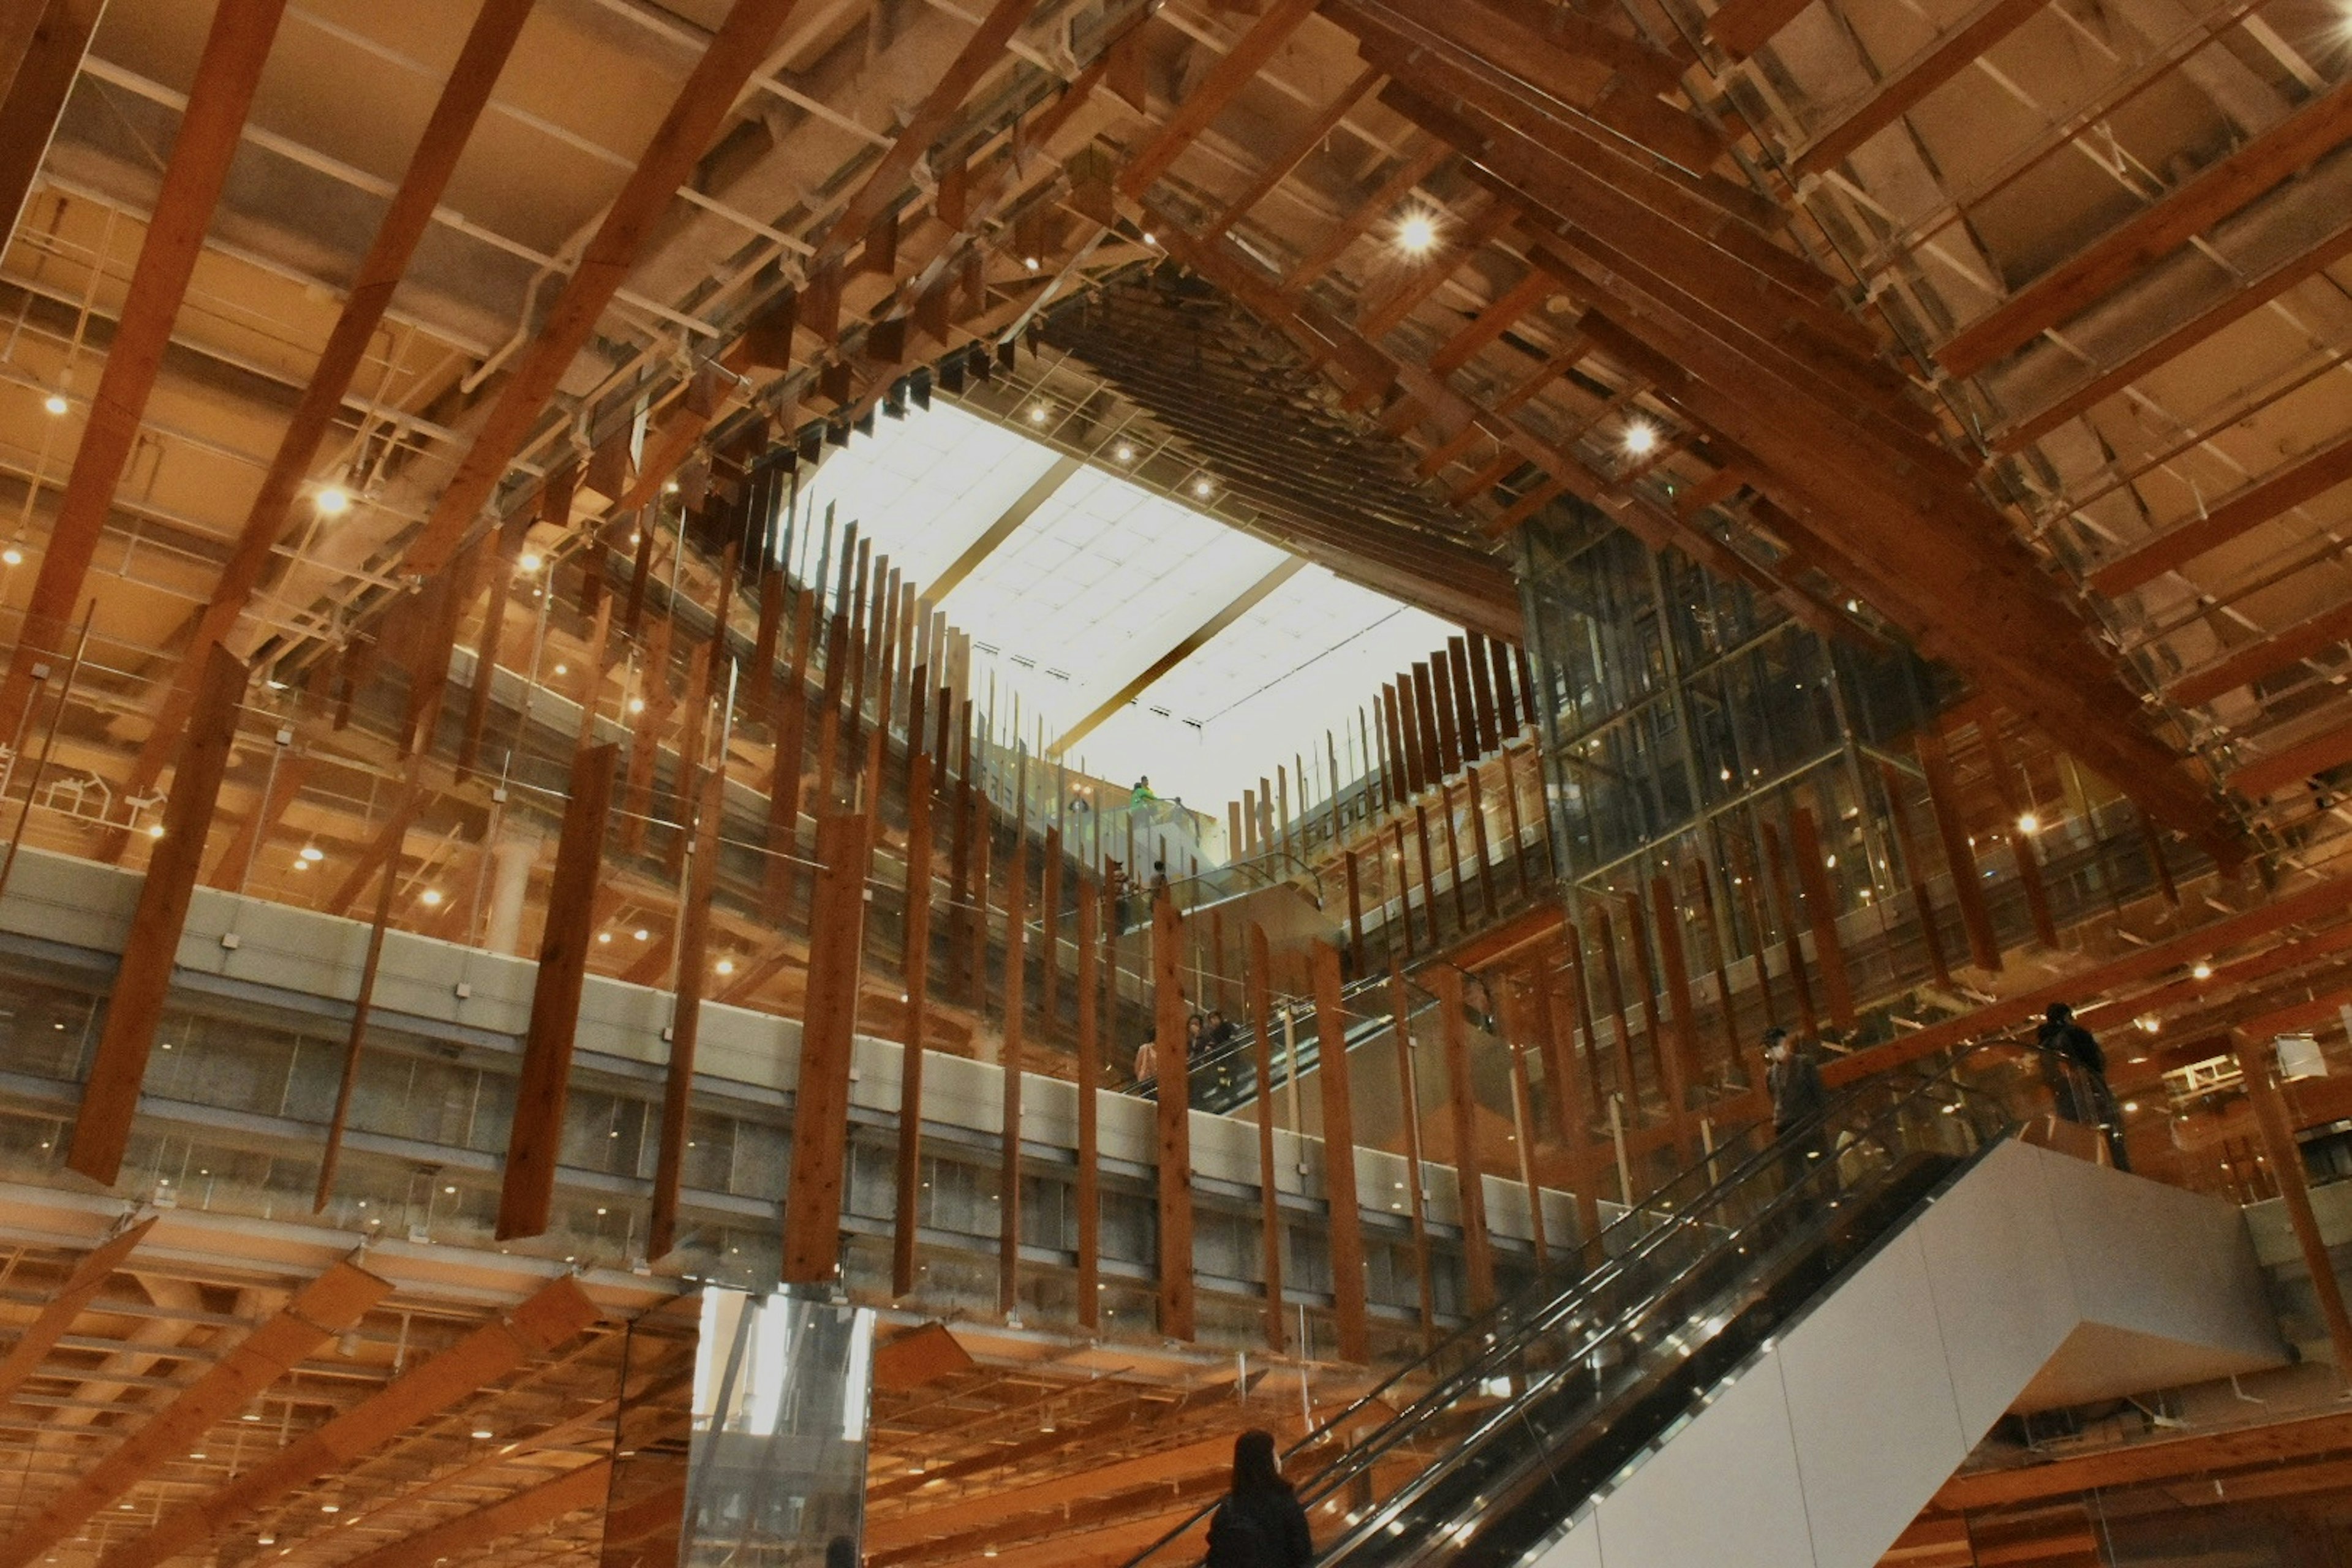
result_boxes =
[2038,1001,2131,1172]
[1204,1430,1314,1568]
[1765,1025,1832,1196]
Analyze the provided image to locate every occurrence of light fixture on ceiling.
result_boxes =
[628,696,646,714]
[2016,812,2040,834]
[419,888,443,907]
[42,392,68,417]
[1,548,20,567]
[1023,255,1041,271]
[633,928,650,941]
[313,483,352,517]
[471,1428,494,1441]
[552,662,567,676]
[1193,477,1213,499]
[715,957,736,975]
[299,845,324,862]
[1027,403,1050,424]
[518,551,543,573]
[1622,421,1657,457]
[1112,442,1134,463]
[2192,961,2213,981]
[597,932,612,944]
[1396,209,1439,255]
[146,822,165,840]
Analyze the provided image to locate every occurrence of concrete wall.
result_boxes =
[1526,1141,2283,1568]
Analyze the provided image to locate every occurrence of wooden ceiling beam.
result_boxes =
[1284,140,1452,290]
[1207,64,1382,241]
[98,1276,600,1568]
[332,1459,614,1568]
[1792,0,2048,176]
[0,0,289,738]
[103,0,538,834]
[1352,197,1515,343]
[1706,0,1818,58]
[2089,425,2352,596]
[1823,869,2352,1087]
[403,0,813,580]
[1051,559,1305,755]
[0,1218,157,1408]
[1427,268,1557,375]
[1119,0,1324,199]
[0,0,104,250]
[1939,79,2352,378]
[1937,1407,2352,1510]
[0,1261,392,1568]
[809,0,1047,270]
[2166,596,2352,709]
[2228,714,2352,801]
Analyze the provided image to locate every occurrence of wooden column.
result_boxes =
[1649,872,1709,1093]
[1491,636,1521,737]
[1466,765,1498,921]
[1506,1035,1548,1273]
[1434,968,1496,1311]
[1344,848,1366,971]
[1412,664,1444,786]
[2237,1035,2352,1373]
[1916,729,2001,971]
[496,744,618,1240]
[783,812,874,1283]
[1687,859,1746,1068]
[1787,804,1857,1025]
[1758,819,1820,1032]
[1504,745,1534,899]
[1414,804,1442,949]
[1591,907,1643,1112]
[1316,940,1371,1361]
[1041,827,1062,1038]
[1248,924,1286,1352]
[68,647,246,1186]
[1447,636,1479,761]
[1075,876,1102,1330]
[891,752,935,1298]
[314,767,422,1210]
[1391,963,1436,1343]
[1152,891,1196,1340]
[1877,761,1954,987]
[1440,780,1472,929]
[1466,630,1500,755]
[649,756,728,1261]
[998,830,1028,1318]
[1978,719,2059,948]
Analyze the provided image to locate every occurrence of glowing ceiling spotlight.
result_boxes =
[1395,208,1439,255]
[1621,421,1657,458]
[313,483,352,517]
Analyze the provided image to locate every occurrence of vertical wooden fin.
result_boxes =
[649,755,729,1261]
[998,830,1028,1318]
[1074,875,1102,1329]
[497,744,618,1241]
[891,753,935,1298]
[1917,730,2001,972]
[1248,924,1286,1352]
[782,812,873,1283]
[1153,891,1195,1340]
[69,647,247,1186]
[1314,940,1370,1362]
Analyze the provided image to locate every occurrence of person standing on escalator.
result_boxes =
[1205,1430,1315,1568]
[1766,1026,1831,1194]
[2038,1003,2132,1172]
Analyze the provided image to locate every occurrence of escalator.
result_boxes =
[1120,1046,2283,1568]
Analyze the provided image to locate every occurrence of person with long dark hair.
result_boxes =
[1205,1429,1314,1567]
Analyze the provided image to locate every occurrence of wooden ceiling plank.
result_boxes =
[0,0,104,250]
[0,0,289,736]
[1118,0,1325,199]
[2228,715,2352,801]
[404,0,814,581]
[1707,0,1819,58]
[0,1217,157,1408]
[1793,0,2048,176]
[1939,78,2352,379]
[810,0,1047,269]
[99,1276,599,1568]
[1207,64,1382,240]
[0,1261,392,1568]
[2090,426,2352,596]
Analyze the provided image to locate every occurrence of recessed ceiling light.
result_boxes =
[1,548,20,567]
[299,845,323,862]
[420,888,443,907]
[43,393,69,417]
[518,551,542,573]
[314,484,352,517]
[1622,422,1657,457]
[1396,210,1438,255]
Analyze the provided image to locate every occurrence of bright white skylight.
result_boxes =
[796,401,1460,813]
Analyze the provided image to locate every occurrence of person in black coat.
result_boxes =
[2039,1003,2131,1171]
[1765,1026,1832,1196]
[1204,1430,1314,1568]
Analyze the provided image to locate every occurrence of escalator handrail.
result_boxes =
[1117,1038,2092,1566]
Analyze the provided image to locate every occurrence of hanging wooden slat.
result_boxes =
[1877,761,1953,987]
[67,647,247,1186]
[783,812,873,1283]
[1505,1031,1548,1273]
[1248,924,1287,1352]
[1757,818,1820,1032]
[1414,804,1443,949]
[1915,729,2001,972]
[1314,940,1370,1362]
[1648,873,1709,1096]
[998,827,1028,1317]
[649,754,728,1261]
[1152,889,1196,1340]
[496,744,617,1241]
[1787,804,1857,1025]
[315,764,423,1209]
[0,1217,156,1408]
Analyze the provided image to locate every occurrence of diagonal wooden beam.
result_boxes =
[2168,597,2352,709]
[332,1460,613,1568]
[0,0,104,250]
[0,1261,391,1568]
[2228,715,2352,801]
[1427,268,1556,375]
[1051,558,1305,755]
[1706,0,1818,58]
[1120,0,1324,198]
[1207,65,1383,239]
[809,0,1047,270]
[97,1276,598,1568]
[404,0,812,579]
[925,455,1080,603]
[1824,869,2352,1087]
[1792,0,2047,176]
[0,0,287,736]
[2090,426,2352,596]
[0,1216,156,1408]
[1939,78,2352,378]
[103,0,537,820]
